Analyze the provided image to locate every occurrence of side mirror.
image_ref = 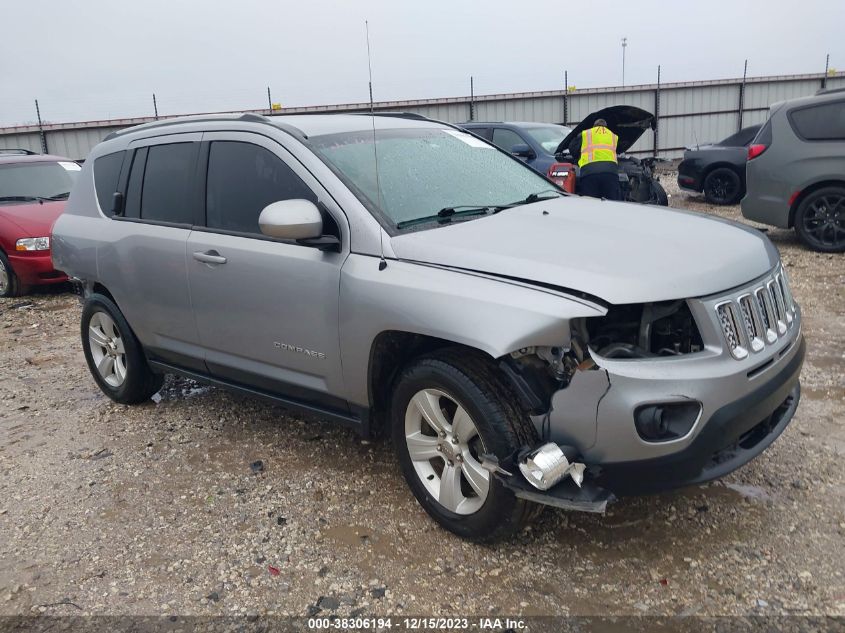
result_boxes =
[259,199,323,240]
[511,143,535,159]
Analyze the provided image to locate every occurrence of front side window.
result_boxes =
[139,143,197,224]
[789,101,845,140]
[311,127,555,230]
[0,161,80,204]
[205,141,316,234]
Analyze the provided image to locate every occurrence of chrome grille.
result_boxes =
[714,265,797,359]
[716,302,747,359]
[767,280,787,334]
[738,295,764,352]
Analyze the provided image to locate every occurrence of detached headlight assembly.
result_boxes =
[15,237,50,251]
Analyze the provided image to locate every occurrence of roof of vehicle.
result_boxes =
[781,87,845,110]
[0,152,74,165]
[104,112,449,143]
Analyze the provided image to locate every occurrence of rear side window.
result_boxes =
[139,143,197,224]
[467,127,492,140]
[93,151,125,215]
[789,100,845,140]
[205,141,316,235]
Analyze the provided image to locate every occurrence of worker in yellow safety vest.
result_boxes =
[567,118,622,201]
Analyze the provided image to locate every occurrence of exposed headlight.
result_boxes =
[15,237,50,251]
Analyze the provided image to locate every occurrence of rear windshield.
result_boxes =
[717,125,761,147]
[0,161,81,204]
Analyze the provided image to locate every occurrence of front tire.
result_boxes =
[391,349,539,542]
[794,186,845,252]
[0,251,26,298]
[81,294,163,404]
[703,167,741,205]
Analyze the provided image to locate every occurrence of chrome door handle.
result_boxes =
[192,250,227,265]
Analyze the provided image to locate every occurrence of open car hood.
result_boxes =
[556,105,656,156]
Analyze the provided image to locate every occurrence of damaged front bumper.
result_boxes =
[525,303,804,503]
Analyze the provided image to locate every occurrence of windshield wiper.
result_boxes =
[45,192,70,200]
[395,190,565,229]
[0,195,45,202]
[396,206,496,229]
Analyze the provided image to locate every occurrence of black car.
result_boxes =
[677,125,761,205]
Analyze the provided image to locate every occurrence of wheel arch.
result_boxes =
[787,179,845,228]
[366,331,491,439]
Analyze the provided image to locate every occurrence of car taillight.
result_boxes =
[747,144,768,160]
[548,162,576,192]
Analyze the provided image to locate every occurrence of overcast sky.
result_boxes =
[1,0,842,126]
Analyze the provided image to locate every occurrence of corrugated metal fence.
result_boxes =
[1,71,843,160]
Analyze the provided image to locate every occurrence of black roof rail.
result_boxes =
[815,86,845,96]
[103,112,308,142]
[356,111,436,122]
[0,148,38,155]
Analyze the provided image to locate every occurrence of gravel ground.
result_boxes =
[1,181,843,621]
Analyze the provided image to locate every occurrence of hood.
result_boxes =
[556,105,655,156]
[390,198,778,305]
[0,201,66,238]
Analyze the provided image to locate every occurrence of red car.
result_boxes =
[0,150,80,297]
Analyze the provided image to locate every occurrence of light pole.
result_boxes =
[621,37,627,87]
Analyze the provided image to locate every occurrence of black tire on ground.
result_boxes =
[0,250,27,298]
[81,293,164,404]
[652,181,669,206]
[390,348,540,542]
[794,186,845,253]
[703,167,742,205]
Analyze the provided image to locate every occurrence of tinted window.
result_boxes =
[140,143,197,224]
[93,151,125,214]
[466,127,492,140]
[789,101,845,140]
[205,141,316,234]
[492,128,526,153]
[123,148,147,219]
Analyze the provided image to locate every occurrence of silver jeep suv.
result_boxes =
[53,113,804,541]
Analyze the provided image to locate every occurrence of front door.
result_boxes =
[186,132,348,413]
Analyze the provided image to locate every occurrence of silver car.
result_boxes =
[742,87,845,252]
[52,113,804,541]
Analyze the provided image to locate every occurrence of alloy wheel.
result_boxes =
[88,311,128,387]
[802,194,845,249]
[404,388,490,515]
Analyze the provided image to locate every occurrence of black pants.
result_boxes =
[579,172,622,201]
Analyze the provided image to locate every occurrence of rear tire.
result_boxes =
[391,349,540,542]
[81,294,163,404]
[0,251,26,298]
[703,167,741,205]
[794,186,845,253]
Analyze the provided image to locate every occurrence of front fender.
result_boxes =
[338,255,606,406]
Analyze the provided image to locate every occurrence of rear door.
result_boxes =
[98,134,205,370]
[186,132,349,412]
